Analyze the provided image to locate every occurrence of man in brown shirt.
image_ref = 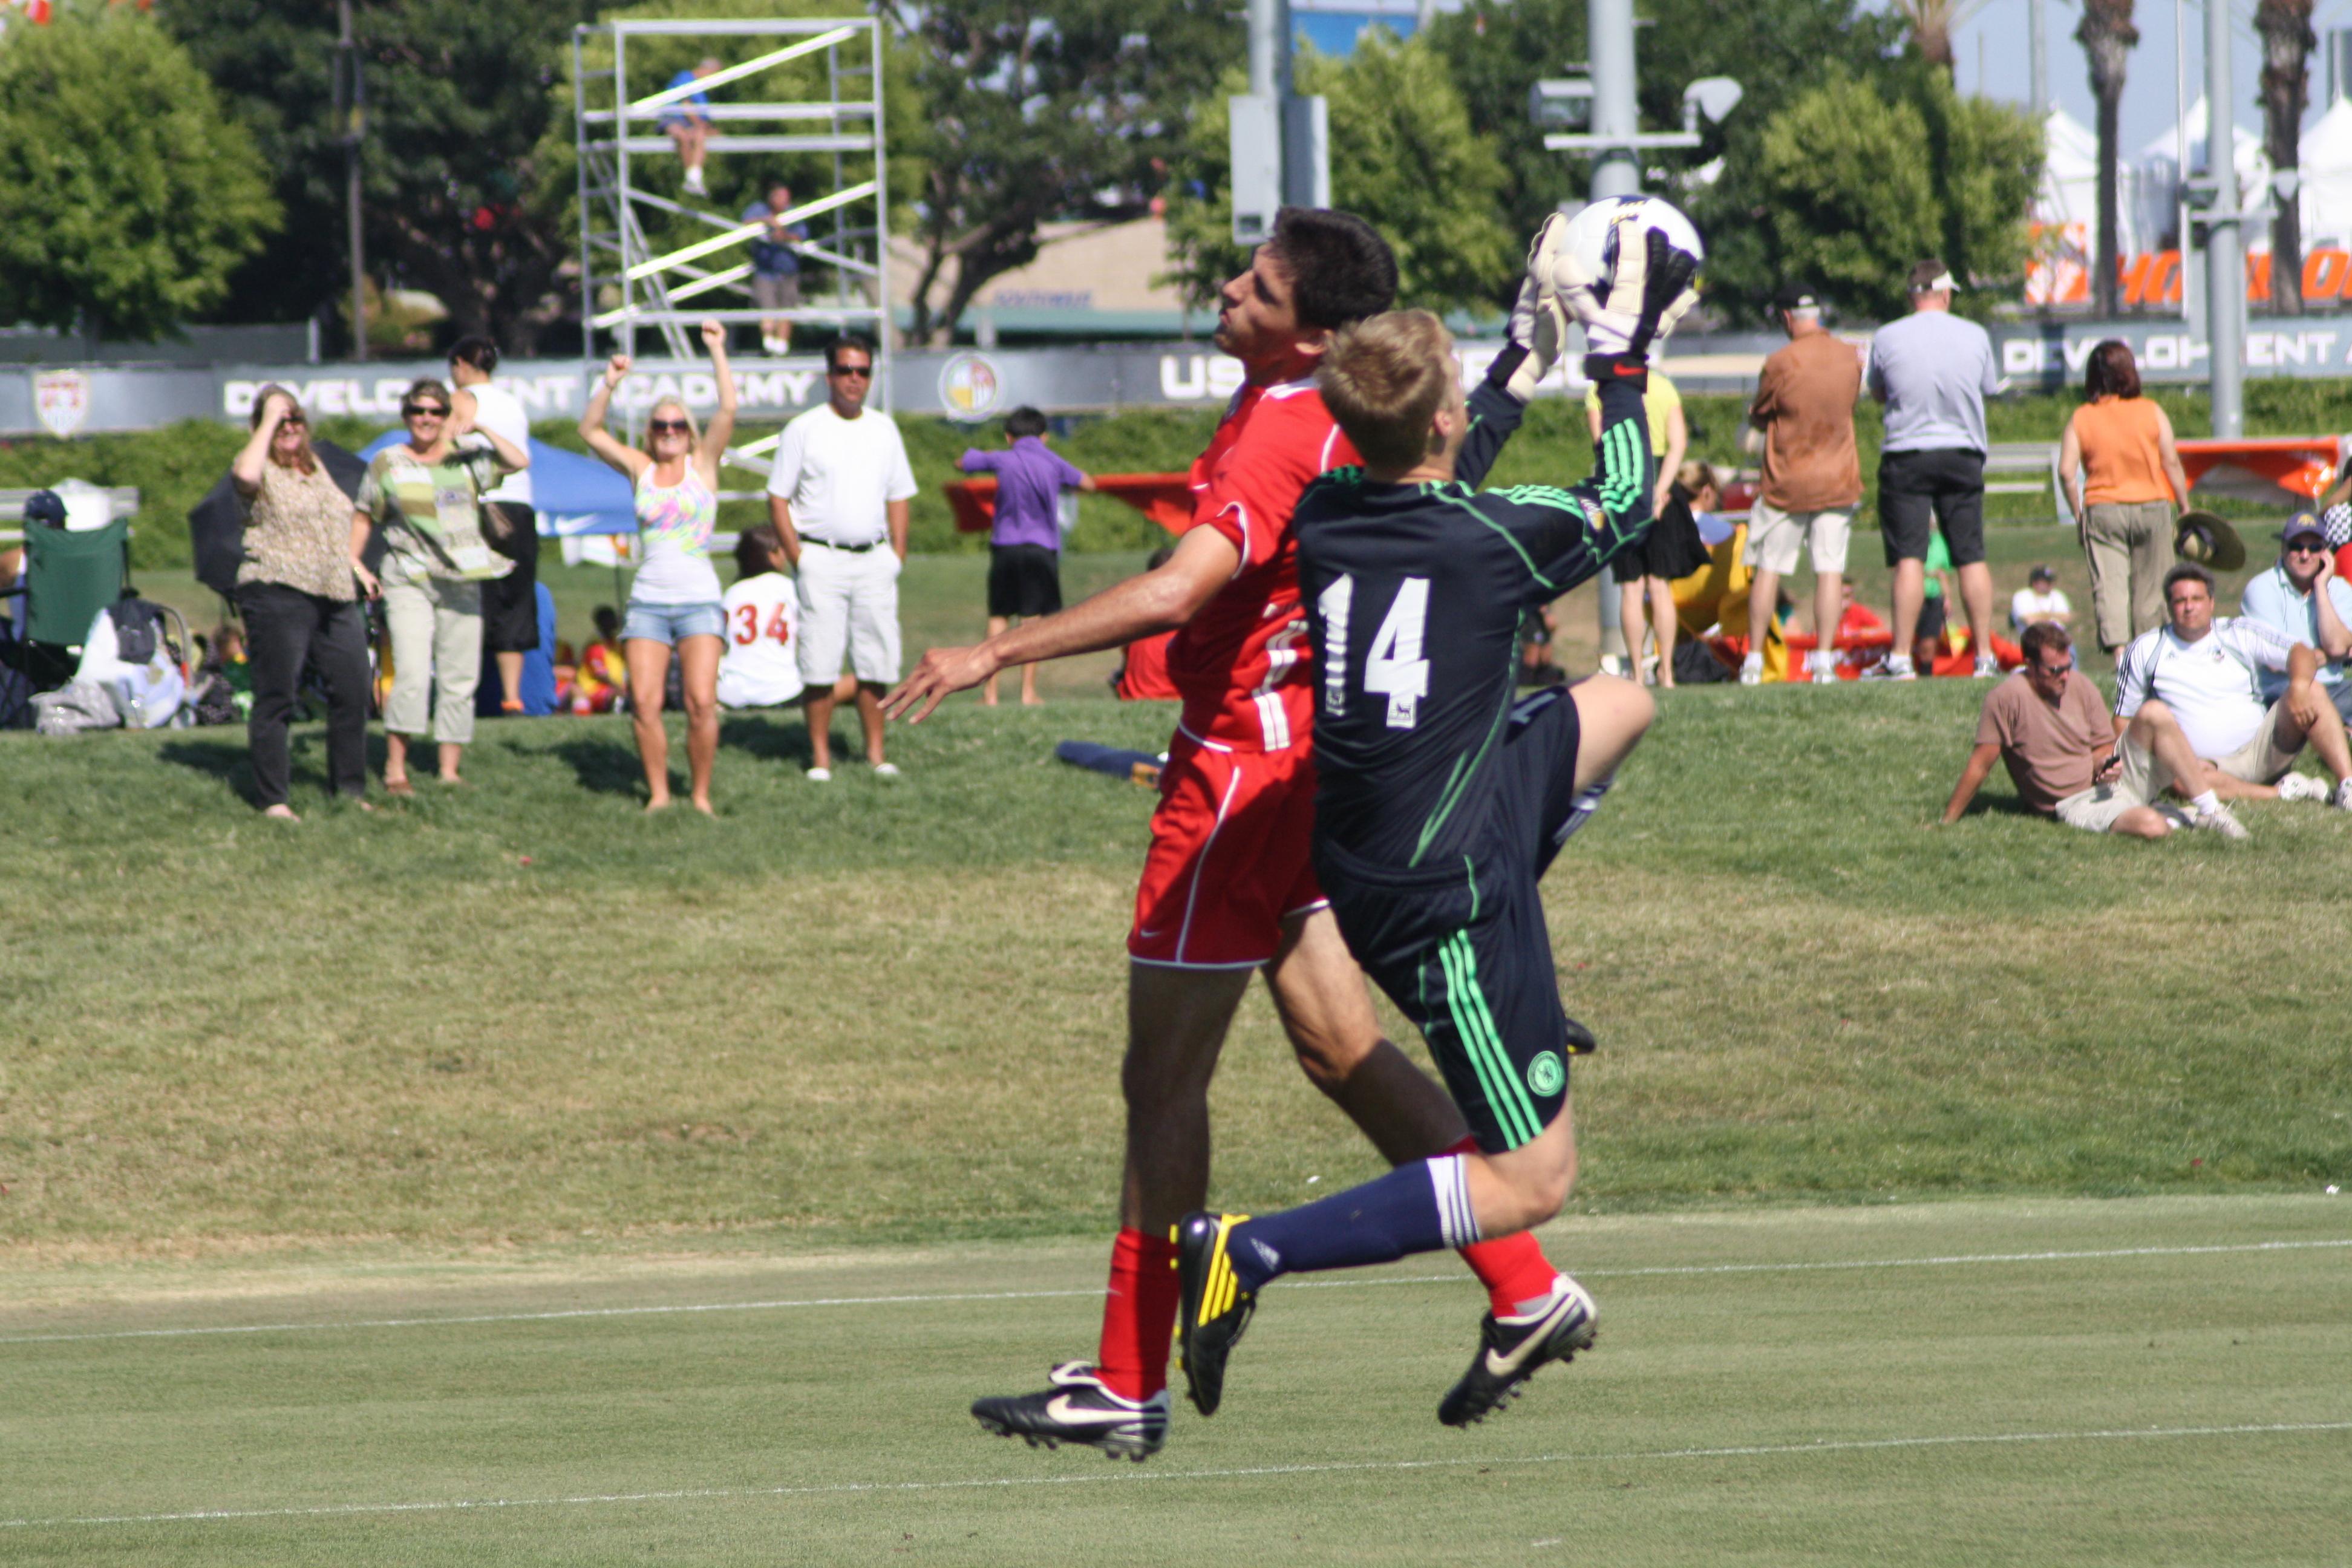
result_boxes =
[1941,623,2242,837]
[1741,285,1864,685]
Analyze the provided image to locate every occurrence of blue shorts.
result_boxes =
[623,601,725,645]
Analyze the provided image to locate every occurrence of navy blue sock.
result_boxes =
[1228,1157,1480,1292]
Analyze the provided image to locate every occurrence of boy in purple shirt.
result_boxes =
[959,407,1094,704]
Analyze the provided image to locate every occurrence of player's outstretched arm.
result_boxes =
[1454,272,1571,490]
[881,524,1240,722]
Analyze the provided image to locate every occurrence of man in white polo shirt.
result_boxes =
[766,336,918,780]
[2113,562,2352,810]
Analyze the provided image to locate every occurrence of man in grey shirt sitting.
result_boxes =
[1864,258,2005,681]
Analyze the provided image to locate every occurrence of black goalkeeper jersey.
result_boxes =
[1295,375,1651,871]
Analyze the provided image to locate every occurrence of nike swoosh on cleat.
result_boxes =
[1042,1395,1145,1428]
[1483,1302,1587,1378]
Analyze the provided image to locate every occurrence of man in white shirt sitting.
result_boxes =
[2010,564,2072,632]
[2112,562,2352,811]
[717,526,805,710]
[2237,511,2352,725]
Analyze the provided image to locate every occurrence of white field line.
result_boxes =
[5,1237,2347,1348]
[5,1420,2347,1532]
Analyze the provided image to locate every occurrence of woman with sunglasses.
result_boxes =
[350,376,530,794]
[230,385,373,818]
[579,318,737,812]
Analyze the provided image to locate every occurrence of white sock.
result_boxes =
[2190,790,2220,815]
[1740,650,1763,672]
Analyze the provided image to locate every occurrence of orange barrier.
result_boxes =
[946,472,1194,535]
[2174,437,2345,506]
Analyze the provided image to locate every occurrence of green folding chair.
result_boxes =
[0,519,129,722]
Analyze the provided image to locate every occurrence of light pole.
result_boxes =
[336,0,367,362]
[2201,0,2246,436]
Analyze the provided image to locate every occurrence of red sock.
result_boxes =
[1444,1135,1561,1316]
[1095,1226,1181,1401]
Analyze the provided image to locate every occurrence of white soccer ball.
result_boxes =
[1537,194,1706,349]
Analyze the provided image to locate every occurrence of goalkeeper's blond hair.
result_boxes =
[1318,310,1456,474]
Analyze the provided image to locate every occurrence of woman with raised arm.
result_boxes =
[350,377,530,794]
[579,319,736,813]
[231,385,373,819]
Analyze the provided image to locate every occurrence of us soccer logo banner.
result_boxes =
[34,370,91,439]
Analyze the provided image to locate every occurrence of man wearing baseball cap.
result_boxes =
[2238,511,2352,724]
[2010,564,2073,631]
[1863,259,2005,681]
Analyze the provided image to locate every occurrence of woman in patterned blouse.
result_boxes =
[231,385,373,819]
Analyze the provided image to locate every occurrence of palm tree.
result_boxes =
[2077,0,2139,317]
[1896,0,1994,73]
[2257,0,2316,313]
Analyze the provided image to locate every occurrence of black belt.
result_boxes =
[805,538,878,553]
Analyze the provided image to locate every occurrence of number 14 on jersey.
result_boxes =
[1319,574,1429,730]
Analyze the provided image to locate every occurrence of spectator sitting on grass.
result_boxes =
[2010,564,2072,631]
[569,606,627,714]
[2114,563,2352,811]
[2236,511,2352,726]
[960,405,1094,707]
[717,524,809,711]
[1942,621,2236,837]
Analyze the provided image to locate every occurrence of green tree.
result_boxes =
[0,5,278,342]
[166,0,596,351]
[1423,0,1911,304]
[1737,68,2040,322]
[883,0,1240,344]
[1163,31,1515,316]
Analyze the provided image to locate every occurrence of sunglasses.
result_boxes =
[2030,659,2075,677]
[649,418,692,434]
[403,403,449,418]
[2287,541,2327,554]
[276,414,307,429]
[830,364,873,379]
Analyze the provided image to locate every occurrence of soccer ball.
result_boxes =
[1535,194,1706,353]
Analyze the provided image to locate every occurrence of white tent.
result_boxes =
[2136,96,2272,251]
[2037,107,2138,256]
[2297,96,2352,250]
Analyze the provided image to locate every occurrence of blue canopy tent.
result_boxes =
[354,434,637,536]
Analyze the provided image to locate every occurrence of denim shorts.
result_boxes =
[622,600,726,645]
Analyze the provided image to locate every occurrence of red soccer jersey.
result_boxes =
[1165,377,1357,751]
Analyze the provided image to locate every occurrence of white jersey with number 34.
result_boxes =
[717,571,806,708]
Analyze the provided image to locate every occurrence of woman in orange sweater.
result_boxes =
[2057,340,2191,653]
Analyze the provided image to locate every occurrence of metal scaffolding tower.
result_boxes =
[572,15,892,417]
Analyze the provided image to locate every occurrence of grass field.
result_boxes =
[4,1197,2347,1566]
[8,536,2351,1562]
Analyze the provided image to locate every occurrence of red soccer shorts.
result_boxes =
[1128,728,1326,969]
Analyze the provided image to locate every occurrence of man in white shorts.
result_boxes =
[1741,286,1861,685]
[2111,563,2352,811]
[766,336,916,780]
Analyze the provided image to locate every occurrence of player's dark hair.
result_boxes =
[2083,339,2141,400]
[1319,310,1455,473]
[1268,207,1397,332]
[734,524,783,578]
[1004,406,1048,440]
[826,335,876,373]
[2020,620,2073,665]
[2163,561,2215,599]
[449,335,500,374]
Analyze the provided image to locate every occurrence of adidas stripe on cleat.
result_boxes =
[970,1362,1169,1461]
[1172,1211,1256,1417]
[1437,1275,1599,1428]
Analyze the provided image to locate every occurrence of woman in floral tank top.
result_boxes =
[232,386,372,819]
[580,318,737,813]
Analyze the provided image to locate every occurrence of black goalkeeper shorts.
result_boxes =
[1314,685,1592,1154]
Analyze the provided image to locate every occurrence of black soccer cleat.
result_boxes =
[1438,1275,1599,1428]
[970,1362,1169,1461]
[1172,1211,1257,1417]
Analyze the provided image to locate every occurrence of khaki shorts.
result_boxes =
[2207,699,2304,786]
[1745,498,1852,575]
[751,272,802,311]
[2053,736,2191,833]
